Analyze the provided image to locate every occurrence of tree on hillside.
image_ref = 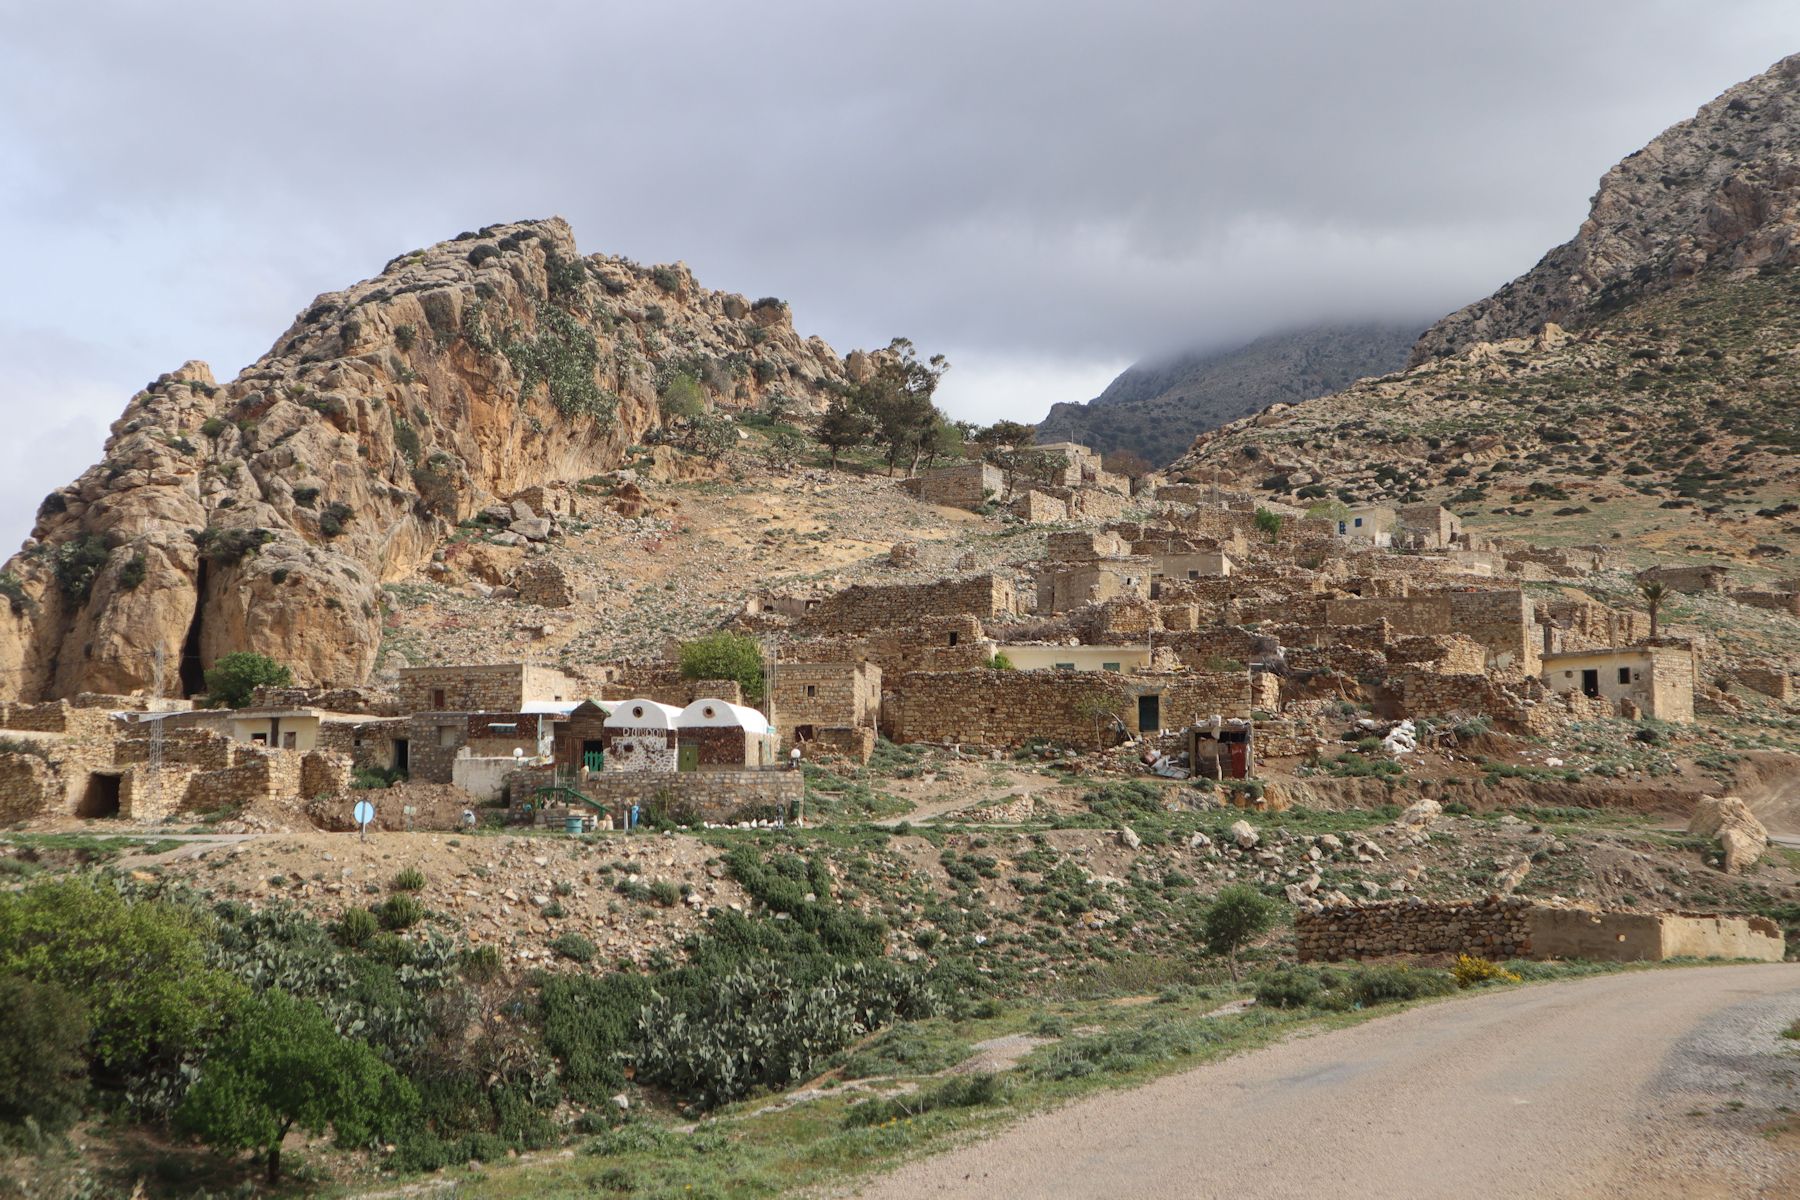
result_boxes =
[1102,449,1154,482]
[0,976,90,1133]
[815,397,873,469]
[971,420,1035,464]
[852,338,950,477]
[177,990,413,1183]
[678,631,766,704]
[1202,885,1278,981]
[1637,579,1669,642]
[1253,507,1284,543]
[919,416,965,471]
[203,652,293,709]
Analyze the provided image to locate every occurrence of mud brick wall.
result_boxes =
[803,574,1016,635]
[1296,896,1535,962]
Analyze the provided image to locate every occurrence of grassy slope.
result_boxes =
[1177,266,1800,569]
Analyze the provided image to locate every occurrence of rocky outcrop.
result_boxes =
[0,218,857,700]
[1413,53,1800,363]
[1688,795,1769,873]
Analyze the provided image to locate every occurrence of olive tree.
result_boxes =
[1202,885,1279,980]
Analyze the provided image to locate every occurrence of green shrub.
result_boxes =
[200,417,229,439]
[0,571,27,615]
[191,525,274,565]
[0,975,90,1132]
[332,908,379,948]
[52,535,111,606]
[317,501,354,539]
[649,881,681,907]
[376,894,424,931]
[838,1026,970,1079]
[1252,967,1323,1010]
[390,867,426,893]
[1346,964,1456,1005]
[460,945,503,983]
[539,973,653,1101]
[116,553,148,591]
[177,989,415,1183]
[202,652,293,709]
[677,631,766,704]
[843,1071,1006,1127]
[1201,885,1279,980]
[635,957,935,1108]
[552,933,596,963]
[394,323,417,351]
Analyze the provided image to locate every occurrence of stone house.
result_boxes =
[1035,559,1153,613]
[1395,504,1463,550]
[900,462,1005,510]
[395,663,580,714]
[602,698,682,772]
[1335,505,1396,547]
[999,644,1153,673]
[1540,644,1696,723]
[551,699,616,774]
[675,699,778,770]
[1149,551,1234,595]
[769,662,881,759]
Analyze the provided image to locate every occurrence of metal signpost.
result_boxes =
[353,799,375,842]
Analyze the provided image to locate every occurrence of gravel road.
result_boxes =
[848,964,1800,1199]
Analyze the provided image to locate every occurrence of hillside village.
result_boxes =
[4,38,1800,1200]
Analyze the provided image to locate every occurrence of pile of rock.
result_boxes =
[1688,795,1769,873]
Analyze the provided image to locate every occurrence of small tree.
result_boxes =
[1202,885,1278,981]
[178,990,413,1183]
[815,398,873,469]
[1102,449,1154,481]
[1637,579,1668,642]
[678,631,766,704]
[764,430,806,474]
[203,652,293,709]
[1253,507,1284,543]
[0,976,90,1133]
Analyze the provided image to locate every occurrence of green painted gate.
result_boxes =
[678,745,699,772]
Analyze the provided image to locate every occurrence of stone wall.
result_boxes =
[508,765,802,825]
[1734,665,1793,702]
[1296,896,1535,962]
[248,685,397,715]
[1012,490,1068,523]
[0,753,58,823]
[1297,898,1785,963]
[901,462,1004,510]
[770,662,880,748]
[395,664,581,713]
[779,616,992,683]
[801,573,1016,635]
[1731,588,1800,616]
[887,668,1269,749]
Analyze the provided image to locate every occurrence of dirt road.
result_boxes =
[849,965,1800,1200]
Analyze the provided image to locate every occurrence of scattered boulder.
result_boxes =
[1397,798,1442,827]
[1229,820,1259,849]
[1117,827,1141,850]
[1689,796,1768,873]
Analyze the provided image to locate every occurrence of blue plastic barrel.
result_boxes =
[564,815,584,834]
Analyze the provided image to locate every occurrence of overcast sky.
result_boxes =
[3,0,1798,552]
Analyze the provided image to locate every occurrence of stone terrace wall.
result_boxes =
[801,574,1016,635]
[1295,895,1535,961]
[509,766,802,825]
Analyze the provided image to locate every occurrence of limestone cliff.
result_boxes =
[1413,53,1800,363]
[0,218,856,700]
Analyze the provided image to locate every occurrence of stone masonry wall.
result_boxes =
[802,574,1016,635]
[509,765,802,825]
[1295,895,1535,961]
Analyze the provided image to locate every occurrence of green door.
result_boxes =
[678,744,699,773]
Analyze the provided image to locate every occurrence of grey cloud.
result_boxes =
[3,0,1799,550]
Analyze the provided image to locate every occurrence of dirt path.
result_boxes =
[846,964,1800,1199]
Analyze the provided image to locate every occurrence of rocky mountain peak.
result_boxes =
[0,219,856,701]
[1412,52,1800,364]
